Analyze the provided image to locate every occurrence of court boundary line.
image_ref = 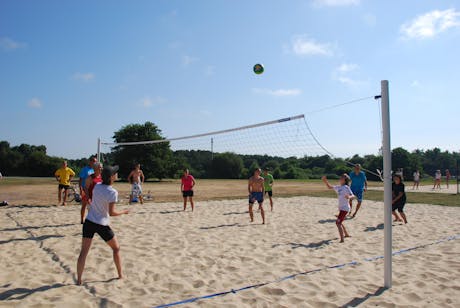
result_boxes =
[153,233,460,307]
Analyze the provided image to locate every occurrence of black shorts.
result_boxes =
[83,219,115,242]
[392,202,406,213]
[58,184,70,190]
[265,190,273,197]
[183,190,194,198]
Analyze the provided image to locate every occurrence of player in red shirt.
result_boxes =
[181,169,196,211]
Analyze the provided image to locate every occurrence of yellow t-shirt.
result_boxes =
[55,167,75,185]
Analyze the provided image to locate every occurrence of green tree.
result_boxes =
[209,152,243,179]
[112,122,173,180]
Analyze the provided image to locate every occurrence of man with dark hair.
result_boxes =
[248,168,265,224]
[128,163,145,204]
[349,164,368,218]
[55,161,75,205]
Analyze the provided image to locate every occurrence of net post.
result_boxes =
[381,80,392,288]
[97,137,101,162]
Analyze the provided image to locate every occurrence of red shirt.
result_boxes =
[88,175,102,199]
[181,175,195,191]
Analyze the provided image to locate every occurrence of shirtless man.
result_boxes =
[127,164,145,204]
[248,168,265,224]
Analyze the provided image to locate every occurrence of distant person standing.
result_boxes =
[433,170,442,190]
[349,164,368,218]
[80,157,97,223]
[77,165,129,285]
[127,164,145,204]
[445,169,451,189]
[248,168,265,224]
[392,174,407,224]
[181,169,196,211]
[412,170,420,190]
[262,168,275,211]
[54,161,76,205]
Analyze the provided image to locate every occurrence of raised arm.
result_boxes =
[109,202,129,216]
[321,176,333,189]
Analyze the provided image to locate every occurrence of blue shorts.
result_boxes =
[249,192,264,204]
[351,188,364,202]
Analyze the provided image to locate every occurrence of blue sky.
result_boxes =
[1,0,459,158]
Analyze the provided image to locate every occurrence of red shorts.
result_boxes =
[336,210,348,225]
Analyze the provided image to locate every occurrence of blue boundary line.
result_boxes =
[153,234,460,308]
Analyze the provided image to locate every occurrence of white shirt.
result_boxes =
[333,185,353,212]
[413,172,420,181]
[435,172,441,180]
[86,183,118,226]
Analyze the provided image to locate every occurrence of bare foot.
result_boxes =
[340,239,344,243]
[345,235,351,238]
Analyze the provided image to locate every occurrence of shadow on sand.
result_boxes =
[159,210,184,214]
[340,287,387,307]
[223,211,249,216]
[200,223,240,230]
[364,223,384,232]
[0,283,68,300]
[0,234,64,245]
[0,223,77,232]
[272,239,335,250]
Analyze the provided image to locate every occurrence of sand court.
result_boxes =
[0,196,459,307]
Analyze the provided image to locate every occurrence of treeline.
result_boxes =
[1,121,458,180]
[0,141,93,177]
[1,139,458,181]
[175,147,459,181]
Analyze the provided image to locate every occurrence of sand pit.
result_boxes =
[0,196,459,307]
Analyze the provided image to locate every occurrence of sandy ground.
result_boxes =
[0,194,459,307]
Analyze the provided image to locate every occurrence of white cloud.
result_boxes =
[401,9,460,39]
[140,96,166,108]
[411,80,421,88]
[182,55,198,66]
[205,65,216,76]
[253,88,302,97]
[312,0,360,7]
[28,98,42,109]
[0,37,27,51]
[291,36,334,56]
[333,63,365,87]
[337,63,358,73]
[72,72,95,82]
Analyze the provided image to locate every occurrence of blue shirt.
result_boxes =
[79,166,94,188]
[349,171,367,191]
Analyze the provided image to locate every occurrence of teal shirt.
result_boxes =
[262,173,274,191]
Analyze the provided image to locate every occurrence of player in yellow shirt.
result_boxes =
[54,160,75,205]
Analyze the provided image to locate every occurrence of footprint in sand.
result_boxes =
[261,287,286,296]
[192,280,205,288]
